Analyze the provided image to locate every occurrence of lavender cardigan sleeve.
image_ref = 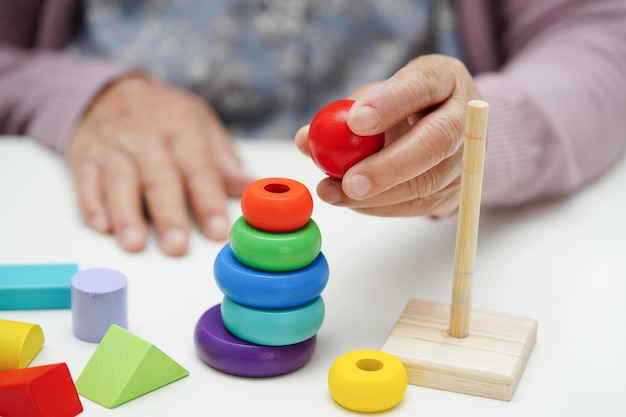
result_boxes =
[462,0,626,207]
[0,0,130,153]
[1,0,625,208]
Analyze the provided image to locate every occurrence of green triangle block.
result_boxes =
[75,325,189,408]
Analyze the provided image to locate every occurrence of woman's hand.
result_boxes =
[295,54,482,218]
[67,75,252,256]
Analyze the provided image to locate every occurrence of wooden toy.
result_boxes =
[328,350,408,413]
[196,177,327,377]
[308,99,385,178]
[382,100,537,401]
[0,263,78,310]
[0,319,44,371]
[220,296,324,346]
[0,362,83,417]
[194,304,317,377]
[214,244,328,309]
[241,177,313,232]
[229,216,322,271]
[71,268,128,343]
[75,325,188,408]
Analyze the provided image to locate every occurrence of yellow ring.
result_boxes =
[328,350,408,412]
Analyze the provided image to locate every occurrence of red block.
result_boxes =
[0,363,83,417]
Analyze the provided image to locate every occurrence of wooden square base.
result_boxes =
[381,299,537,401]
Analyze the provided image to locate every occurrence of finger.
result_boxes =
[294,125,311,156]
[134,136,190,256]
[341,95,467,201]
[317,151,462,208]
[102,151,148,252]
[349,179,461,218]
[204,120,254,198]
[170,129,232,242]
[347,55,464,136]
[68,150,111,233]
[170,104,252,241]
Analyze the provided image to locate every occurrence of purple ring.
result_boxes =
[194,304,317,378]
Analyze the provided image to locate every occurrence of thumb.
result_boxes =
[347,55,459,135]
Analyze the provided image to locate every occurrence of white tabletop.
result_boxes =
[1,137,624,416]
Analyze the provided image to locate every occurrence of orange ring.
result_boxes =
[241,178,313,232]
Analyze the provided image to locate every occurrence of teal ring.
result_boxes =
[221,296,325,346]
[229,216,322,272]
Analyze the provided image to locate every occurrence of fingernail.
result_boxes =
[206,216,230,241]
[343,175,371,199]
[350,105,379,131]
[120,226,144,250]
[89,214,109,232]
[162,227,187,253]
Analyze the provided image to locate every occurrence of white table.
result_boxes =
[1,137,625,416]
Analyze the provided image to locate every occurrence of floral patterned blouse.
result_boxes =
[71,0,462,138]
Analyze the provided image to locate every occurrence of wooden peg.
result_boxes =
[382,101,537,401]
[449,100,489,338]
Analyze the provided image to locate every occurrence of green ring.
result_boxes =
[229,216,322,272]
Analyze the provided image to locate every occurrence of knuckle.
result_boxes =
[175,145,218,182]
[142,168,181,190]
[111,129,154,153]
[423,115,463,161]
[185,159,215,179]
[408,194,446,217]
[407,169,440,198]
[403,55,460,99]
[396,65,437,104]
[408,198,427,215]
[69,152,99,174]
[170,96,207,126]
[446,56,467,73]
[101,153,138,187]
[104,167,135,187]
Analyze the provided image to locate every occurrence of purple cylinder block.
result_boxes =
[71,268,128,343]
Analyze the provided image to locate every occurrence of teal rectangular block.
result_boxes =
[0,264,79,310]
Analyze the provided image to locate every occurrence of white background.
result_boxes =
[1,137,625,416]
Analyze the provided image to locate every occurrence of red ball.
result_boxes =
[308,99,385,179]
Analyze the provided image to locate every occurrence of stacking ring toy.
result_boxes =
[241,177,313,232]
[229,216,321,272]
[221,296,325,346]
[328,350,408,413]
[194,304,317,378]
[214,244,328,309]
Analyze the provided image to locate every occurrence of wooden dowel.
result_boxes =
[448,100,489,338]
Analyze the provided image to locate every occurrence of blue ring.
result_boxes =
[221,296,325,346]
[214,244,329,309]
